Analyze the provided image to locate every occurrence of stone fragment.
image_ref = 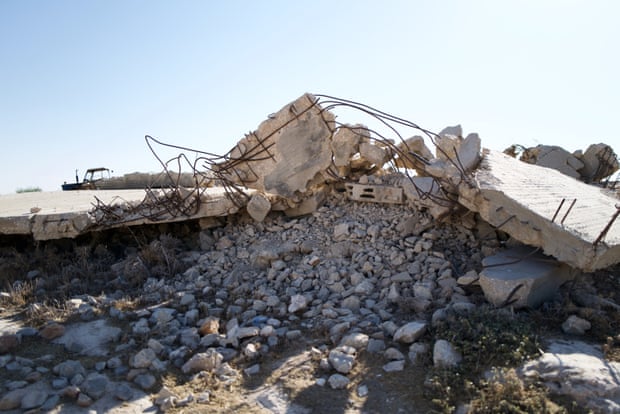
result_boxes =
[393,321,427,344]
[54,360,86,379]
[246,193,271,222]
[578,143,619,182]
[394,135,435,172]
[400,177,452,219]
[182,349,223,374]
[409,342,429,365]
[521,145,584,178]
[331,124,363,167]
[39,322,65,340]
[433,339,462,368]
[562,315,591,335]
[132,348,156,369]
[217,93,336,200]
[76,393,93,407]
[328,373,350,390]
[288,294,308,313]
[520,340,620,413]
[383,360,405,372]
[114,382,134,401]
[199,317,220,336]
[479,247,576,308]
[134,373,157,390]
[339,333,369,350]
[359,142,389,166]
[0,334,19,353]
[82,373,109,400]
[0,389,27,410]
[328,348,355,374]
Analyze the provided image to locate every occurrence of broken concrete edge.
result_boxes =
[457,150,620,272]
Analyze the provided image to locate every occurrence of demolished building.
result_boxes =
[1,93,619,308]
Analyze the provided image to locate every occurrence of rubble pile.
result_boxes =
[1,93,619,412]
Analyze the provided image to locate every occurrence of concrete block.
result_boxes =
[217,93,335,199]
[458,150,620,271]
[578,143,619,182]
[479,247,577,308]
[394,135,434,172]
[246,193,271,222]
[521,145,584,179]
[345,183,403,204]
[359,142,389,166]
[284,187,328,217]
[400,177,452,219]
[331,124,365,167]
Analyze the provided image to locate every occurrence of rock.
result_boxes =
[115,382,134,401]
[0,389,27,410]
[521,145,584,178]
[367,339,386,353]
[393,321,427,344]
[333,223,350,240]
[134,373,157,390]
[357,384,369,397]
[479,247,576,308]
[76,392,93,407]
[247,193,271,222]
[82,373,109,400]
[0,334,19,353]
[520,340,620,413]
[182,349,223,374]
[384,347,405,361]
[288,294,309,313]
[340,333,369,350]
[328,348,355,374]
[328,373,350,390]
[433,339,462,368]
[457,270,479,286]
[217,93,336,200]
[409,342,429,365]
[54,360,86,379]
[562,315,591,335]
[39,322,65,340]
[199,317,220,335]
[132,348,156,368]
[359,142,388,166]
[578,143,619,182]
[383,360,405,372]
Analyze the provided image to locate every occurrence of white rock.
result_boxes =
[328,373,350,390]
[433,339,462,368]
[181,349,223,374]
[562,315,591,335]
[288,294,308,313]
[328,349,355,374]
[393,321,427,344]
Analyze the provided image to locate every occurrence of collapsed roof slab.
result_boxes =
[0,188,243,241]
[458,150,620,272]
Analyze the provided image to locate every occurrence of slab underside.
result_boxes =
[459,151,620,271]
[0,188,243,240]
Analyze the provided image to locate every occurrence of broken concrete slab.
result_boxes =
[521,145,584,179]
[0,188,245,240]
[217,93,335,201]
[394,135,435,173]
[479,247,577,308]
[458,150,620,271]
[578,143,619,182]
[399,176,452,219]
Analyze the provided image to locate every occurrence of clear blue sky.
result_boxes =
[1,0,618,194]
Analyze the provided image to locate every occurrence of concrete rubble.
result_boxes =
[1,90,620,412]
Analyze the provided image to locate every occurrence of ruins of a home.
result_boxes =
[1,93,618,308]
[1,93,620,413]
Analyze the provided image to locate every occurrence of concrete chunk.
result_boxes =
[479,247,577,308]
[521,145,584,179]
[345,183,403,204]
[246,193,271,222]
[458,150,620,271]
[217,93,335,200]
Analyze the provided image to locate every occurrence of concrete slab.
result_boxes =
[479,247,577,308]
[459,150,620,271]
[0,187,243,240]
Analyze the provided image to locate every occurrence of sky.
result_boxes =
[1,0,618,195]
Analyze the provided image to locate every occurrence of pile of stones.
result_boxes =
[0,191,613,412]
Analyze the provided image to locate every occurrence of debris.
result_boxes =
[478,247,577,308]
